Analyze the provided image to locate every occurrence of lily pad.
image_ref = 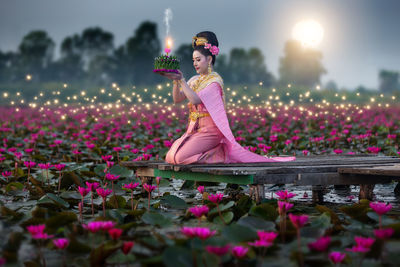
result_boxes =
[160,195,188,209]
[141,211,172,228]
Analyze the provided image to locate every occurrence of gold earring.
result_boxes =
[208,62,212,74]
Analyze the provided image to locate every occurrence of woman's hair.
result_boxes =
[193,31,219,65]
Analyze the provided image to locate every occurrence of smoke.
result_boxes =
[164,8,173,36]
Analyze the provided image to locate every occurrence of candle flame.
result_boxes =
[166,37,172,49]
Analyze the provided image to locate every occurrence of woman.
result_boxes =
[160,31,295,164]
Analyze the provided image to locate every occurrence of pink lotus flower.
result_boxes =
[54,163,66,171]
[25,148,34,154]
[27,224,46,236]
[354,236,375,248]
[78,186,90,197]
[122,241,134,254]
[108,228,123,240]
[96,187,112,198]
[197,186,205,194]
[248,240,272,247]
[106,161,115,169]
[367,146,381,154]
[195,227,216,240]
[231,246,248,258]
[2,171,12,177]
[188,205,209,218]
[113,147,122,152]
[101,155,113,161]
[329,251,346,264]
[302,150,309,155]
[277,200,294,213]
[369,201,392,215]
[24,161,36,168]
[275,190,296,200]
[26,224,54,239]
[156,176,161,186]
[105,173,120,181]
[288,213,309,229]
[143,183,156,193]
[257,231,278,243]
[308,236,331,251]
[333,148,343,154]
[180,226,216,240]
[83,221,103,233]
[181,227,197,238]
[123,182,140,190]
[54,140,63,145]
[101,221,117,231]
[206,244,231,256]
[208,193,224,204]
[164,48,171,54]
[53,238,69,249]
[374,228,394,239]
[38,163,51,169]
[86,182,100,191]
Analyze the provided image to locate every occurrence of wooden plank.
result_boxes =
[189,163,398,176]
[120,161,164,168]
[172,156,400,171]
[136,167,155,177]
[152,169,253,185]
[253,172,400,185]
[338,164,400,176]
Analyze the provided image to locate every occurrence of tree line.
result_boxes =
[0,20,398,92]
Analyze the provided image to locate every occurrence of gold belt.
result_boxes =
[189,111,210,122]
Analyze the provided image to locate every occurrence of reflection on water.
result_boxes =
[167,179,400,210]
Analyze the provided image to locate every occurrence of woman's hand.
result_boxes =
[158,70,183,80]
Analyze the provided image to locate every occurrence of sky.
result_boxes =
[0,0,399,90]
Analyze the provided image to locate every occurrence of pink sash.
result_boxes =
[197,82,296,163]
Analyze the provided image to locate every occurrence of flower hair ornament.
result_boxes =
[192,36,219,56]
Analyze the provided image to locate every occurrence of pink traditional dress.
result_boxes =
[165,71,296,164]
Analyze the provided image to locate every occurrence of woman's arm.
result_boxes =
[172,80,186,104]
[159,71,202,105]
[179,77,202,105]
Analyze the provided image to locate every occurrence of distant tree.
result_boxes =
[278,40,326,88]
[59,27,114,83]
[59,34,85,81]
[379,70,399,93]
[87,55,116,85]
[79,27,114,70]
[18,30,55,82]
[228,48,249,84]
[224,47,274,85]
[175,44,195,78]
[125,21,161,85]
[324,80,338,91]
[247,48,274,86]
[214,53,230,82]
[0,50,7,82]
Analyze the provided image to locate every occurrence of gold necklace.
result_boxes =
[192,73,212,92]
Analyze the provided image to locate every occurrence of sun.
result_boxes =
[292,19,324,48]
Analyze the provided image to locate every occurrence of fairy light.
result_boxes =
[3,92,8,98]
[26,74,32,80]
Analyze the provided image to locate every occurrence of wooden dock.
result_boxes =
[121,155,400,202]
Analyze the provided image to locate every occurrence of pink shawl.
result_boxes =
[197,82,296,163]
